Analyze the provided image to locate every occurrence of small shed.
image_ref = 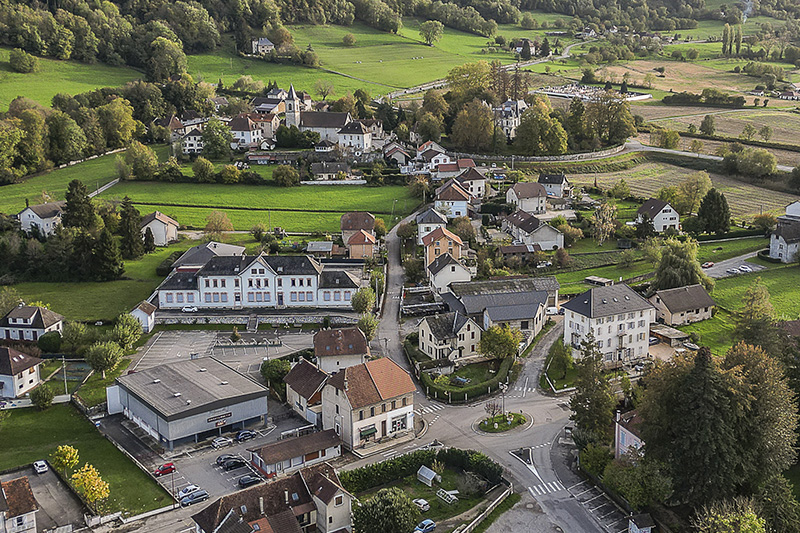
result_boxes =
[629,513,656,533]
[649,324,689,347]
[130,301,157,333]
[585,275,613,286]
[417,465,441,487]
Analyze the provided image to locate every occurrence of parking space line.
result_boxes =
[600,509,620,519]
[567,480,589,491]
[574,487,595,497]
[584,494,604,504]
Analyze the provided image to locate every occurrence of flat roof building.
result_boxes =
[107,357,268,449]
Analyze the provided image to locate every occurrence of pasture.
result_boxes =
[648,108,800,146]
[0,47,142,110]
[569,162,800,219]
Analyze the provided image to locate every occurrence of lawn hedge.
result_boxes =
[339,448,504,494]
[419,356,514,403]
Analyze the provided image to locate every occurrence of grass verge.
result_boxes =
[471,492,522,533]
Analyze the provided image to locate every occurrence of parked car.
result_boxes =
[180,490,209,507]
[726,268,741,275]
[33,461,48,474]
[634,363,647,373]
[181,306,198,313]
[153,463,175,477]
[739,265,752,272]
[177,484,200,499]
[648,337,659,346]
[414,519,437,533]
[223,458,247,471]
[413,498,430,512]
[236,430,257,442]
[216,454,237,466]
[701,261,714,268]
[212,436,234,449]
[546,306,559,316]
[238,475,262,488]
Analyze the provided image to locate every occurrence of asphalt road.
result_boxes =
[703,251,766,279]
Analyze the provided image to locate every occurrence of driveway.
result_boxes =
[2,468,85,532]
[703,252,766,279]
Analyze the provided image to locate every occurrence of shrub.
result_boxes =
[156,251,183,276]
[38,331,62,353]
[9,48,37,73]
[30,385,54,410]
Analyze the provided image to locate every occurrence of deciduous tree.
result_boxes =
[569,333,615,439]
[590,200,616,246]
[112,314,142,350]
[353,488,420,533]
[700,114,716,136]
[30,385,54,410]
[351,287,376,314]
[273,165,299,187]
[357,313,379,341]
[204,211,233,240]
[85,341,123,379]
[651,237,714,292]
[675,171,712,215]
[451,99,493,152]
[479,324,523,360]
[71,463,110,513]
[201,118,233,159]
[51,445,79,478]
[419,20,444,46]
[193,157,215,183]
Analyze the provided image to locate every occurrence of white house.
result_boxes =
[285,85,352,144]
[769,201,800,263]
[418,311,482,361]
[434,181,471,219]
[427,253,471,293]
[537,173,572,198]
[0,347,43,399]
[140,211,179,246]
[502,210,564,250]
[455,167,488,198]
[18,201,65,237]
[284,359,328,426]
[649,284,715,326]
[434,158,475,181]
[130,301,156,334]
[337,122,372,151]
[248,430,341,480]
[181,128,203,155]
[615,410,643,459]
[0,477,38,533]
[0,306,63,342]
[636,199,679,233]
[229,115,263,150]
[251,37,275,54]
[416,208,448,245]
[496,99,528,140]
[321,357,415,450]
[506,183,547,214]
[157,254,362,310]
[562,284,655,365]
[314,327,370,374]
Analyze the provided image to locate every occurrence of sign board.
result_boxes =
[208,412,232,423]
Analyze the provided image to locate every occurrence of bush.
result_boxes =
[419,357,514,403]
[9,48,37,73]
[156,251,183,276]
[38,331,62,353]
[30,385,54,410]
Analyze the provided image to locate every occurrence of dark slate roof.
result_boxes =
[427,253,464,276]
[311,162,350,175]
[115,357,268,422]
[485,300,545,322]
[440,292,466,315]
[248,429,339,465]
[299,112,350,129]
[196,255,252,277]
[229,115,256,133]
[423,312,471,341]
[266,255,323,276]
[0,477,38,518]
[499,244,542,254]
[318,269,360,289]
[538,173,567,185]
[314,327,369,358]
[456,167,486,183]
[458,290,548,316]
[435,182,470,202]
[450,277,559,296]
[338,121,369,135]
[637,198,670,218]
[504,210,543,234]
[340,212,375,232]
[617,409,643,438]
[23,201,65,219]
[509,182,546,199]
[160,271,199,290]
[0,348,43,376]
[631,514,656,529]
[653,284,715,314]
[420,148,444,162]
[416,208,447,226]
[0,306,63,330]
[173,241,246,268]
[774,218,800,244]
[284,359,328,399]
[562,284,654,318]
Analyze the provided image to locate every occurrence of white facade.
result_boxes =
[506,188,546,214]
[230,126,263,149]
[418,314,481,361]
[141,217,178,247]
[502,217,564,251]
[434,200,468,219]
[637,203,679,233]
[429,261,471,293]
[0,321,62,342]
[770,231,800,263]
[0,366,41,399]
[563,306,654,364]
[338,130,372,151]
[18,204,64,237]
[181,130,203,154]
[418,221,446,245]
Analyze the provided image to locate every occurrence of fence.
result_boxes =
[453,481,514,533]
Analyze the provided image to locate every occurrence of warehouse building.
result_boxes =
[107,358,268,449]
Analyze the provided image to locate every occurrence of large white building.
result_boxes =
[506,183,547,214]
[562,284,655,365]
[18,201,65,237]
[157,254,362,310]
[635,199,679,233]
[769,201,800,263]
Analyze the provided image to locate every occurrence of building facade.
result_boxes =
[0,306,63,342]
[18,202,65,237]
[636,199,679,233]
[418,312,482,361]
[502,210,564,250]
[140,211,179,246]
[314,327,370,374]
[506,183,547,214]
[0,477,38,533]
[0,348,42,399]
[416,208,447,245]
[649,284,715,326]
[422,227,463,267]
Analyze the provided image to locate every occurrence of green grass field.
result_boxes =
[76,358,132,407]
[0,404,171,515]
[0,47,142,110]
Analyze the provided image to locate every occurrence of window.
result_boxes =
[370,406,375,417]
[248,293,255,302]
[265,293,271,302]
[382,403,386,413]
[177,293,184,303]
[221,279,226,288]
[221,293,228,303]
[334,292,341,301]
[235,279,239,287]
[205,294,212,303]
[299,292,305,302]
[204,279,210,288]
[307,291,313,301]
[291,278,296,287]
[324,292,331,301]
[213,279,218,288]
[359,410,364,420]
[249,279,253,288]
[391,400,396,409]
[402,397,408,406]
[344,291,351,301]
[166,293,173,303]
[187,293,194,303]
[278,279,282,287]
[307,278,312,286]
[291,292,297,302]
[213,293,220,302]
[335,495,344,506]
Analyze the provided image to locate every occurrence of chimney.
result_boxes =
[284,490,289,505]
[616,410,621,422]
[259,496,264,515]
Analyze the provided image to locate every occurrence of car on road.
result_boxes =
[739,265,752,272]
[238,475,262,488]
[726,268,741,275]
[701,261,714,268]
[413,498,430,512]
[181,306,198,313]
[33,460,48,474]
[180,489,209,507]
[153,463,175,477]
[216,454,237,466]
[212,436,234,449]
[236,430,257,442]
[414,519,436,533]
[177,484,200,499]
[223,458,247,471]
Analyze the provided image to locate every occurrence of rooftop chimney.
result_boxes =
[284,490,289,505]
[259,496,264,515]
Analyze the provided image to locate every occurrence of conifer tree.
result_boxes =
[62,180,95,230]
[119,196,144,259]
[92,229,124,281]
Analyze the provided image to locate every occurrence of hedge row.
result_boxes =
[339,448,504,494]
[757,249,783,263]
[419,356,514,403]
[156,250,184,276]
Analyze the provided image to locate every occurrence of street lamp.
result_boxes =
[499,383,507,416]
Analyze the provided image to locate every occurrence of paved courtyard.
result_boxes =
[2,468,85,532]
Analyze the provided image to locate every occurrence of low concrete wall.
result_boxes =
[156,314,357,326]
[452,144,625,163]
[454,483,514,533]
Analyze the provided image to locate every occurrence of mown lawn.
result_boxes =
[0,404,171,515]
[679,309,737,356]
[77,358,132,407]
[710,266,800,318]
[0,47,142,110]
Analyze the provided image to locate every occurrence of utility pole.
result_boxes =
[62,356,68,395]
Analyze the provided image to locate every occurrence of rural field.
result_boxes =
[0,404,171,515]
[569,162,800,219]
[0,47,142,110]
[648,108,800,146]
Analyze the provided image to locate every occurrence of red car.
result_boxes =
[153,463,175,477]
[701,262,714,268]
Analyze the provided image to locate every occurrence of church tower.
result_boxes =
[286,84,301,128]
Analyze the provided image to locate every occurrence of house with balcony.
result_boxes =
[562,284,655,365]
[321,358,415,451]
[418,312,482,361]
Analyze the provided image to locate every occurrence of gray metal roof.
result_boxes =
[115,357,268,421]
[427,253,462,276]
[459,290,548,316]
[307,241,334,253]
[319,269,360,289]
[450,277,559,296]
[652,284,715,314]
[422,312,471,340]
[485,298,546,322]
[159,271,199,290]
[562,284,654,318]
[416,208,447,225]
[172,241,245,268]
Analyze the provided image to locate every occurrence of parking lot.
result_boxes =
[704,255,765,279]
[2,467,85,532]
[566,480,628,533]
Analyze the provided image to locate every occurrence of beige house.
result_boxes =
[248,430,341,480]
[418,312,482,361]
[346,230,377,259]
[506,182,547,214]
[0,477,38,533]
[314,327,370,374]
[421,227,463,267]
[321,358,415,450]
[141,211,179,246]
[649,284,715,326]
[0,347,43,399]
